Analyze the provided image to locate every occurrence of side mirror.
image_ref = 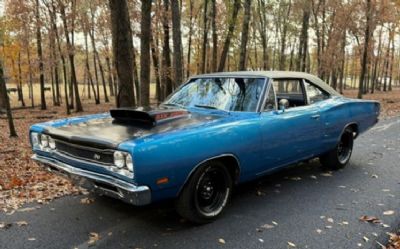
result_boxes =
[278,99,289,112]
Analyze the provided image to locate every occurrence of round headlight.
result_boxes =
[114,151,125,168]
[40,134,49,148]
[49,137,56,149]
[126,154,133,172]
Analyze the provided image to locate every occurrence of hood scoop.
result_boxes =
[110,108,189,126]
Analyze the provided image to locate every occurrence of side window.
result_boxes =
[263,83,276,111]
[272,79,306,108]
[304,81,330,104]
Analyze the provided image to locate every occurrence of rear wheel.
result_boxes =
[175,161,233,224]
[320,127,354,170]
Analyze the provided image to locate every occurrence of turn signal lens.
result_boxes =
[126,154,134,172]
[48,137,56,149]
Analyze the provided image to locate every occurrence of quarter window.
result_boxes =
[304,81,329,104]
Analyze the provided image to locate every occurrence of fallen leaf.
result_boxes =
[316,229,322,234]
[383,210,395,216]
[310,175,317,179]
[363,236,369,242]
[359,215,381,224]
[287,241,296,247]
[325,225,332,229]
[382,189,391,192]
[327,218,334,223]
[261,224,274,229]
[290,177,301,181]
[28,238,36,241]
[320,172,333,177]
[0,222,12,230]
[258,238,264,243]
[17,207,37,212]
[88,232,100,246]
[272,221,278,226]
[256,190,266,196]
[80,197,94,204]
[218,238,226,244]
[371,174,378,179]
[15,221,28,227]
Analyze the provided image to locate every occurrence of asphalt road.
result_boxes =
[1,117,400,249]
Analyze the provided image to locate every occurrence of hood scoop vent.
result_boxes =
[110,108,189,126]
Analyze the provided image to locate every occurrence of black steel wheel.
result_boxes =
[175,161,232,224]
[320,127,354,170]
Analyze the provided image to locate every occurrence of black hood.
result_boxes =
[44,107,221,149]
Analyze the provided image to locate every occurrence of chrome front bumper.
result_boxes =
[31,154,151,206]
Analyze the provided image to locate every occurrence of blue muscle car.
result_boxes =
[30,71,380,223]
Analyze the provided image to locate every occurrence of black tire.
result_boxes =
[175,161,233,224]
[320,127,354,170]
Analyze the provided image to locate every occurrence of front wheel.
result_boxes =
[320,127,354,170]
[175,161,233,224]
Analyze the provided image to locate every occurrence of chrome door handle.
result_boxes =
[311,114,320,119]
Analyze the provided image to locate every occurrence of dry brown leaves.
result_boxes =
[384,233,400,249]
[0,100,114,212]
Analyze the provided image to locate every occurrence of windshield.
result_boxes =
[163,77,266,112]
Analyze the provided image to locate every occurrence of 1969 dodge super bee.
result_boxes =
[31,71,380,223]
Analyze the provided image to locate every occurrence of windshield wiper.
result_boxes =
[194,104,229,114]
[161,103,185,109]
[194,104,222,110]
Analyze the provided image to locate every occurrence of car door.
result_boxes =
[257,78,322,175]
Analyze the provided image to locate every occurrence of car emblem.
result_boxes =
[93,153,101,160]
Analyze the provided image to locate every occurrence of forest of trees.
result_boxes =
[0,0,400,136]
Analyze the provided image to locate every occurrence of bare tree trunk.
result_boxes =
[337,29,346,94]
[105,56,114,96]
[36,0,46,110]
[388,28,395,91]
[357,0,371,99]
[60,0,83,112]
[151,34,161,103]
[211,0,217,72]
[140,0,152,107]
[257,0,268,70]
[162,0,173,98]
[131,43,140,103]
[84,30,99,104]
[0,61,17,137]
[50,1,69,114]
[17,52,26,107]
[383,34,391,92]
[170,0,184,86]
[238,0,252,71]
[279,0,291,70]
[371,26,383,93]
[200,0,209,73]
[109,0,136,107]
[26,46,34,107]
[298,4,310,72]
[186,0,194,77]
[218,0,241,72]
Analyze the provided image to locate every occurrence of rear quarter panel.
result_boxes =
[319,96,379,153]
